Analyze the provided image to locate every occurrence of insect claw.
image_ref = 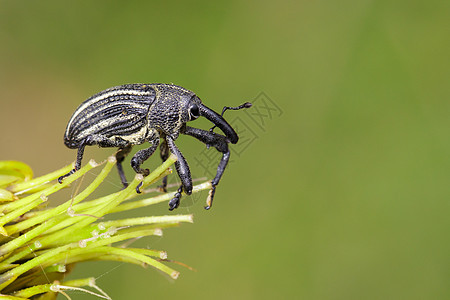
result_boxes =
[205,185,216,210]
[169,186,183,210]
[58,169,76,184]
[136,182,143,194]
[168,197,180,210]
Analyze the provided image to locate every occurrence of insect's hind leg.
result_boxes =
[58,135,129,184]
[116,144,133,188]
[58,139,88,184]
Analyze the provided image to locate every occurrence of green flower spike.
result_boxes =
[0,154,212,299]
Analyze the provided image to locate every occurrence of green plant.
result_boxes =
[0,155,211,299]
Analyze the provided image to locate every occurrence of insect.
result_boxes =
[58,83,251,210]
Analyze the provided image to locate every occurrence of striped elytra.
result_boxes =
[64,84,157,148]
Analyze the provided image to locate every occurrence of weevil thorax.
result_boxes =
[147,84,201,139]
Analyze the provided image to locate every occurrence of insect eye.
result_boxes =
[189,104,200,119]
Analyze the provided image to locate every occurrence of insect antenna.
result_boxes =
[209,102,252,133]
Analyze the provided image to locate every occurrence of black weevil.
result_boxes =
[58,83,251,210]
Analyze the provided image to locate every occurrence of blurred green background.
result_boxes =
[0,0,449,299]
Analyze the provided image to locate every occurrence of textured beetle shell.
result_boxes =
[147,84,199,139]
[64,84,156,148]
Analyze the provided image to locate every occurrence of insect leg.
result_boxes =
[131,138,160,193]
[131,139,160,176]
[159,138,170,192]
[58,139,88,183]
[165,135,193,210]
[116,144,133,188]
[58,135,129,184]
[181,126,230,210]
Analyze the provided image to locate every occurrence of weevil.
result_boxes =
[58,83,251,210]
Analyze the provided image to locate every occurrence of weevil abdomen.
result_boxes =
[64,84,156,148]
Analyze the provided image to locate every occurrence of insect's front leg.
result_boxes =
[181,126,230,210]
[159,138,170,192]
[165,135,193,210]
